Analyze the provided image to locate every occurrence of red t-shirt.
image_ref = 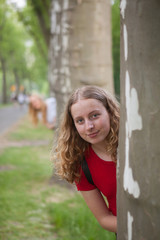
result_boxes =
[76,146,117,216]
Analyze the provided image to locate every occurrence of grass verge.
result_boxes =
[0,116,116,240]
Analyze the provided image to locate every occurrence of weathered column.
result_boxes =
[118,0,160,239]
[69,0,114,93]
[48,0,114,123]
[48,0,74,121]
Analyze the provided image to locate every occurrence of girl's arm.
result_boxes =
[81,188,117,233]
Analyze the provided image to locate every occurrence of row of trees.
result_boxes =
[0,0,48,103]
[0,0,120,108]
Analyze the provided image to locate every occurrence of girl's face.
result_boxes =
[30,96,42,110]
[71,98,110,147]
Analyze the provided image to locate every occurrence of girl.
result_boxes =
[29,95,57,129]
[53,85,119,233]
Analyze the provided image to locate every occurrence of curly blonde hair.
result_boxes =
[29,97,47,126]
[53,85,120,184]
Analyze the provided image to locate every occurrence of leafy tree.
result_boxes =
[0,0,50,103]
[15,0,50,95]
[0,0,9,103]
[0,0,120,105]
[0,1,31,102]
[112,0,120,97]
[16,0,50,59]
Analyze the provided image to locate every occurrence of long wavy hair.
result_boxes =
[53,85,120,183]
[29,97,47,125]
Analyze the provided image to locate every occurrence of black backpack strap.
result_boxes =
[82,156,94,185]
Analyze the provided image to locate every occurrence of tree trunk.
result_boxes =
[14,69,20,97]
[118,0,160,239]
[0,56,7,104]
[48,0,74,121]
[69,0,114,92]
[48,0,114,122]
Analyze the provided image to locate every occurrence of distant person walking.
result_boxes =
[17,93,25,107]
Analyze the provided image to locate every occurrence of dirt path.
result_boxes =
[0,138,50,150]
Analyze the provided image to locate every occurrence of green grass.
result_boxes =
[0,103,12,109]
[8,115,53,141]
[0,117,116,240]
[48,195,116,240]
[0,145,54,240]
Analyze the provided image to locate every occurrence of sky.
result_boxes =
[7,0,26,9]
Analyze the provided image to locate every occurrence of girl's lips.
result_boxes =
[88,131,99,138]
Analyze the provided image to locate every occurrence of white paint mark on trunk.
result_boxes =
[123,24,128,61]
[124,133,140,198]
[120,0,127,19]
[62,35,69,52]
[128,211,133,240]
[51,12,56,34]
[60,0,71,92]
[51,1,61,34]
[125,71,142,137]
[123,70,142,198]
[54,1,61,12]
[63,0,69,10]
[56,25,60,34]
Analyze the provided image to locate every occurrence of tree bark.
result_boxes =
[48,0,114,122]
[14,69,20,97]
[48,0,74,121]
[118,0,160,239]
[0,56,7,104]
[69,0,114,92]
[29,0,50,47]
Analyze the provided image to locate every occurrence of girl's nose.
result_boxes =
[86,120,94,130]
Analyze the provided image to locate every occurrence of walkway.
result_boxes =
[0,104,28,136]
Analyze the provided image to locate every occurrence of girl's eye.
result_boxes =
[76,119,84,124]
[91,113,99,119]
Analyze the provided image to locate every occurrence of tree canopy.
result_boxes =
[0,0,120,103]
[0,0,49,103]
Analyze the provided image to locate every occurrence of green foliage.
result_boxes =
[16,0,50,94]
[48,196,116,240]
[0,2,29,100]
[22,0,50,48]
[112,0,120,97]
[0,0,120,100]
[0,1,49,101]
[2,19,27,71]
[8,116,52,141]
[17,3,48,57]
